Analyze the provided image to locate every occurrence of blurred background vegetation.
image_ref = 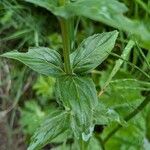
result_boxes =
[0,0,150,150]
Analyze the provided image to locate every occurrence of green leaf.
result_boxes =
[101,94,150,150]
[66,0,150,49]
[99,69,145,117]
[25,0,57,12]
[25,0,68,17]
[28,110,70,150]
[101,40,135,90]
[1,47,65,77]
[56,75,98,140]
[70,31,118,73]
[94,102,125,126]
[104,124,145,150]
[25,0,150,49]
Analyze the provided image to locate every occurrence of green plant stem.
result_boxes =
[103,93,150,144]
[60,18,72,74]
[79,140,88,150]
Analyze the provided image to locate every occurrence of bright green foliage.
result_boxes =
[28,110,70,150]
[48,33,62,50]
[70,31,118,73]
[1,47,65,77]
[19,100,46,135]
[56,75,98,140]
[33,76,55,99]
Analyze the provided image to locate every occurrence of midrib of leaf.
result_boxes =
[31,49,65,73]
[11,55,65,74]
[32,49,63,71]
[73,34,105,62]
[29,111,69,150]
[72,78,80,102]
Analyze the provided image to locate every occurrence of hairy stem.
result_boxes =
[103,93,150,144]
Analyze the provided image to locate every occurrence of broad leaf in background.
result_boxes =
[100,40,135,93]
[1,47,65,77]
[25,0,68,17]
[104,122,145,150]
[99,69,148,117]
[56,75,98,140]
[28,110,70,150]
[93,102,125,126]
[102,105,150,150]
[25,0,150,49]
[66,0,150,49]
[70,31,118,74]
[25,0,127,18]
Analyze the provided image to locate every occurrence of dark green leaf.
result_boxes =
[70,31,118,73]
[56,75,98,140]
[25,0,150,49]
[28,110,70,150]
[25,0,69,17]
[1,47,65,77]
[25,0,57,12]
[66,0,150,49]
